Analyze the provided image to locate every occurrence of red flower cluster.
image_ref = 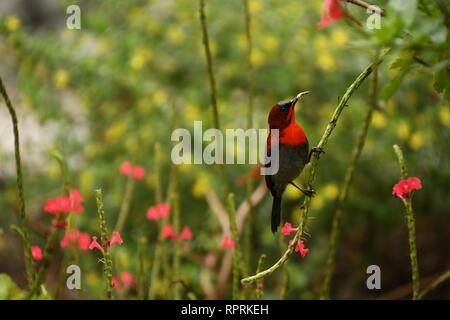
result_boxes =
[282,221,309,258]
[112,271,136,290]
[146,203,170,220]
[318,0,345,29]
[120,161,145,180]
[89,231,123,253]
[220,235,235,249]
[31,246,43,261]
[60,230,90,250]
[281,222,298,236]
[392,177,422,199]
[161,225,193,243]
[43,189,84,215]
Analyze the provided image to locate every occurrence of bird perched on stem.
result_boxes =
[265,91,323,233]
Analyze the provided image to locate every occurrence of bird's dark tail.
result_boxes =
[271,195,282,233]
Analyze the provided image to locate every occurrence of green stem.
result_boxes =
[137,236,148,300]
[255,254,266,300]
[154,143,163,204]
[198,0,228,197]
[95,189,114,300]
[419,269,450,299]
[393,144,420,300]
[320,53,380,299]
[0,76,36,287]
[227,193,242,300]
[241,54,386,285]
[114,176,135,233]
[171,192,182,300]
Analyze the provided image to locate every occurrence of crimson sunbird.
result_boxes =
[265,91,323,233]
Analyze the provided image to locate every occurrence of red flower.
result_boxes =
[146,203,171,221]
[89,236,104,253]
[120,161,146,180]
[78,232,91,250]
[290,240,309,258]
[120,161,133,176]
[318,0,345,29]
[31,246,43,261]
[110,231,123,246]
[70,189,83,202]
[281,222,298,236]
[44,199,60,214]
[392,177,422,199]
[61,230,90,250]
[179,226,193,241]
[133,165,145,180]
[53,220,67,229]
[120,271,136,287]
[162,224,174,239]
[112,276,120,290]
[220,235,235,249]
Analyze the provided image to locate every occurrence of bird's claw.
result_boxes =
[311,147,325,157]
[301,188,316,197]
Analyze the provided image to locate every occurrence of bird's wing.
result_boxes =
[265,135,276,197]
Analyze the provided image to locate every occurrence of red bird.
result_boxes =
[265,91,322,233]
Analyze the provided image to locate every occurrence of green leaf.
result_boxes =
[381,67,411,102]
[389,0,418,26]
[0,274,25,300]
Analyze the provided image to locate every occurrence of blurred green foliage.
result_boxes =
[0,0,449,299]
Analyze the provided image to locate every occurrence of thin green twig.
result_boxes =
[0,76,36,287]
[241,54,386,285]
[321,52,380,299]
[419,269,450,299]
[227,193,242,300]
[393,144,420,300]
[114,176,135,233]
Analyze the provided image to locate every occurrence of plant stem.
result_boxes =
[320,53,379,299]
[137,236,148,300]
[227,193,242,300]
[198,0,228,197]
[393,144,421,300]
[0,76,36,287]
[255,254,266,300]
[241,54,386,285]
[95,189,114,300]
[171,192,182,300]
[419,269,450,299]
[114,176,135,233]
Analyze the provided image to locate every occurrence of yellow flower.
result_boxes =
[5,15,21,31]
[311,194,324,210]
[439,107,450,126]
[192,173,211,198]
[137,98,152,113]
[147,20,160,34]
[125,137,139,153]
[409,132,424,150]
[371,110,387,129]
[166,27,184,44]
[397,122,410,140]
[314,36,328,52]
[251,49,266,67]
[331,29,348,47]
[105,122,125,143]
[185,103,201,121]
[323,182,339,200]
[153,90,167,105]
[318,52,336,71]
[249,0,262,14]
[261,35,278,52]
[130,48,151,70]
[54,70,69,89]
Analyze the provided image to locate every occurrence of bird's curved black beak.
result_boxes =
[290,91,310,107]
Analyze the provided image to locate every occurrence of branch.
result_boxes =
[241,54,386,285]
[347,0,385,16]
[419,269,450,299]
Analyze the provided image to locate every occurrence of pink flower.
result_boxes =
[133,165,145,180]
[120,161,133,176]
[78,232,91,250]
[290,240,309,258]
[281,222,298,236]
[60,230,90,250]
[53,220,67,229]
[162,224,174,239]
[31,246,43,261]
[146,204,171,220]
[179,226,193,241]
[44,199,60,214]
[120,161,146,180]
[110,231,123,246]
[112,276,120,290]
[89,236,104,253]
[220,235,235,249]
[70,189,83,202]
[318,0,345,29]
[120,271,136,287]
[392,177,422,199]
